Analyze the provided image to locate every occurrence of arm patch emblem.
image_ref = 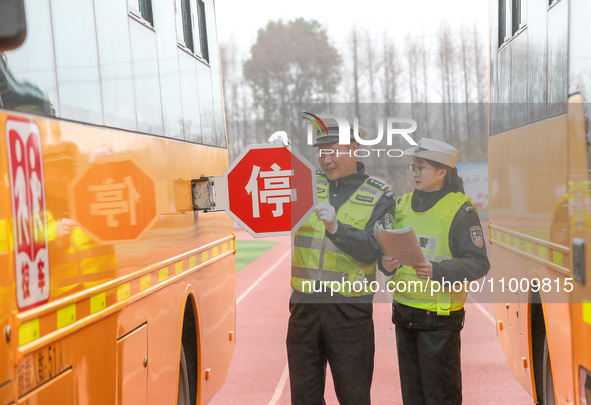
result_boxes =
[470,226,484,248]
[384,213,395,229]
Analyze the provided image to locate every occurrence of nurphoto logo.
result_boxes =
[302,112,419,158]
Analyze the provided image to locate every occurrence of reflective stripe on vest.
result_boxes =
[291,174,384,297]
[389,191,474,315]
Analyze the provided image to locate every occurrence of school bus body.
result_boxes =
[490,0,591,403]
[0,0,236,403]
[0,113,236,404]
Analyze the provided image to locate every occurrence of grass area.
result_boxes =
[235,240,277,272]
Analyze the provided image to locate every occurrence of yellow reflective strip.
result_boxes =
[513,237,520,249]
[231,239,235,249]
[504,234,511,245]
[553,250,563,266]
[583,300,591,325]
[202,251,208,262]
[175,261,183,275]
[222,243,228,253]
[159,267,169,282]
[57,304,76,329]
[213,246,219,257]
[140,275,151,291]
[117,283,131,302]
[90,292,106,314]
[539,246,548,260]
[189,255,197,268]
[19,319,40,346]
[525,241,533,254]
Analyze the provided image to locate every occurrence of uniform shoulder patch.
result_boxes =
[384,191,395,199]
[470,226,484,248]
[463,205,475,212]
[367,178,389,191]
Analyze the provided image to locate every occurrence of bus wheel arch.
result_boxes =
[178,294,199,405]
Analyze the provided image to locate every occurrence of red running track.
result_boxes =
[209,228,534,404]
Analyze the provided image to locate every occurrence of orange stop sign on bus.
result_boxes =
[72,159,157,242]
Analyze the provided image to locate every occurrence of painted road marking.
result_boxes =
[236,250,291,305]
[233,247,291,403]
[466,296,496,325]
[268,364,289,405]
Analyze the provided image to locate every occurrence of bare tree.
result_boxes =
[364,30,377,103]
[418,36,431,131]
[419,36,430,104]
[472,23,487,140]
[472,23,487,104]
[381,31,401,115]
[405,35,420,105]
[459,25,472,140]
[348,26,362,117]
[220,40,244,161]
[436,23,457,140]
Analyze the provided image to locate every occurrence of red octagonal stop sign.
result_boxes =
[224,144,317,237]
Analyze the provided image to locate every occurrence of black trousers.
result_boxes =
[286,297,374,405]
[393,302,465,405]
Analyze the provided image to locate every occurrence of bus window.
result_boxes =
[95,0,137,131]
[1,0,56,116]
[547,0,568,117]
[127,0,154,27]
[0,0,26,52]
[129,19,164,135]
[569,0,591,167]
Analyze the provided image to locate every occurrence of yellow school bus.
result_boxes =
[0,0,235,403]
[489,0,591,404]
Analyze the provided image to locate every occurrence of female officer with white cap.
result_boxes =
[380,138,489,405]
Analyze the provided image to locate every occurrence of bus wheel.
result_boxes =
[542,337,556,405]
[177,345,190,405]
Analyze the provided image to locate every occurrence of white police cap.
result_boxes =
[403,137,459,168]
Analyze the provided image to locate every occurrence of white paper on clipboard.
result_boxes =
[374,222,426,266]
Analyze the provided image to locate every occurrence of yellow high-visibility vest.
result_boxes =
[291,174,385,297]
[389,191,475,315]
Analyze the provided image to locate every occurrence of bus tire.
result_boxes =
[181,299,198,404]
[542,336,556,405]
[531,301,545,405]
[177,345,191,405]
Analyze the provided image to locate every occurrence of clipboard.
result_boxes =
[374,222,427,266]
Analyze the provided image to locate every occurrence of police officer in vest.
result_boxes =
[272,117,396,405]
[380,138,489,405]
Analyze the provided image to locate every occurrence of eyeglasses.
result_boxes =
[408,164,424,176]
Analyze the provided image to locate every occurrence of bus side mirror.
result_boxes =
[0,0,26,52]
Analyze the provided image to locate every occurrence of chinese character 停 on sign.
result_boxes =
[245,163,297,218]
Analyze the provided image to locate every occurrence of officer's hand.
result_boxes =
[381,255,400,272]
[314,202,338,234]
[411,261,433,279]
[267,131,290,146]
